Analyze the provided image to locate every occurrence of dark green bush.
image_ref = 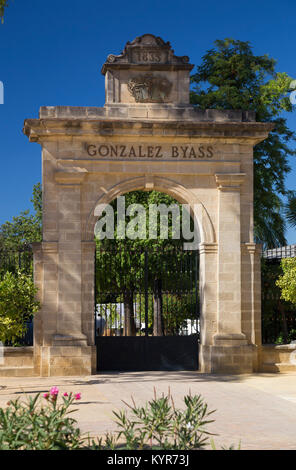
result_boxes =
[90,389,215,450]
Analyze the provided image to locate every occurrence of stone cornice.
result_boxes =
[243,242,257,254]
[215,173,246,191]
[243,242,262,255]
[102,63,194,73]
[23,118,274,144]
[199,242,218,254]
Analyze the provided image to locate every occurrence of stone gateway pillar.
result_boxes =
[24,34,273,376]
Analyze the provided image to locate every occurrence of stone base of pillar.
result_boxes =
[52,334,88,347]
[35,343,92,377]
[199,340,256,374]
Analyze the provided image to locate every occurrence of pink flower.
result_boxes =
[63,392,68,397]
[50,386,59,396]
[74,393,81,401]
[43,393,49,399]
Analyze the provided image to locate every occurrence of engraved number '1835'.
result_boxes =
[136,51,161,62]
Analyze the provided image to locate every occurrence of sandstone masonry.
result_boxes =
[21,34,273,376]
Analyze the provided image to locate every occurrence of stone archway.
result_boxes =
[87,177,214,371]
[24,34,272,376]
[85,175,215,244]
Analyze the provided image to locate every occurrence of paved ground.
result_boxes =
[1,372,296,450]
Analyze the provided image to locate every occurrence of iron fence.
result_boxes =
[261,248,296,344]
[0,246,34,346]
[95,247,200,339]
[0,245,33,279]
[263,244,296,261]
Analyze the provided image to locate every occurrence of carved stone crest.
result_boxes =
[101,34,193,75]
[127,75,172,103]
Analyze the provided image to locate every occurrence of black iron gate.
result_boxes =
[95,247,199,371]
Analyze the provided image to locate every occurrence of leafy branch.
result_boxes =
[0,0,8,23]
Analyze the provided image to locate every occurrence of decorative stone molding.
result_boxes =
[199,243,218,255]
[52,334,88,347]
[242,242,262,256]
[127,75,172,103]
[215,173,246,191]
[38,106,257,122]
[23,118,274,143]
[101,34,193,74]
[213,332,247,346]
[243,242,257,254]
[101,34,194,106]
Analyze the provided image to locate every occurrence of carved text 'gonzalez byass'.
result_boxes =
[86,144,214,159]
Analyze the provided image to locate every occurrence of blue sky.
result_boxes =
[0,0,295,243]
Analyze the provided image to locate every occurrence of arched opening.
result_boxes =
[93,188,202,371]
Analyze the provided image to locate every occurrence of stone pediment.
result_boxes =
[101,34,193,74]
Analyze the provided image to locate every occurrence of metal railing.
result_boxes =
[95,247,199,339]
[263,244,296,261]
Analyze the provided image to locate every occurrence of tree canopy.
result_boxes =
[276,258,296,305]
[284,195,296,229]
[0,183,42,251]
[190,38,296,248]
[0,270,40,344]
[0,0,8,23]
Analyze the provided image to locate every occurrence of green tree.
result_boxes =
[31,182,42,225]
[0,0,8,23]
[0,183,42,251]
[0,270,40,344]
[276,258,296,305]
[284,195,296,229]
[190,38,296,248]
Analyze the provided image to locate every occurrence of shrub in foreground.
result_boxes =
[0,387,237,450]
[0,387,82,450]
[92,389,215,450]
